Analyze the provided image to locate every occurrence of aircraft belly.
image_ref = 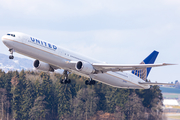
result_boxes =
[12,41,65,68]
[91,73,145,89]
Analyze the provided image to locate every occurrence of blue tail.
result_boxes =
[131,50,159,81]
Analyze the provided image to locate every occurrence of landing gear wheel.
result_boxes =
[60,79,64,84]
[67,79,71,84]
[9,55,14,59]
[85,79,96,85]
[85,80,90,85]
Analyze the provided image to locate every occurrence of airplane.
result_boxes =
[1,32,175,89]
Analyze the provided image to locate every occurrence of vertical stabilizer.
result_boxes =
[131,50,159,81]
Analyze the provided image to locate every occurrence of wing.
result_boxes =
[138,82,174,86]
[92,63,174,72]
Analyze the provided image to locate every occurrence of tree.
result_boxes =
[148,98,164,120]
[124,92,146,120]
[29,96,50,120]
[41,72,56,119]
[0,88,7,120]
[94,83,107,111]
[12,70,27,120]
[175,81,180,89]
[56,82,73,119]
[0,71,5,88]
[34,80,43,97]
[72,88,99,120]
[114,106,125,120]
[21,80,36,120]
[105,87,130,113]
[3,71,13,120]
[136,85,163,109]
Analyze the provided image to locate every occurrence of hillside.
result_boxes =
[0,70,165,120]
[160,87,180,100]
[0,53,33,72]
[160,87,180,93]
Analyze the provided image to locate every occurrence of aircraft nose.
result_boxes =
[1,35,12,47]
[1,35,7,43]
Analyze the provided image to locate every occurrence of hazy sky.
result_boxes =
[0,0,179,83]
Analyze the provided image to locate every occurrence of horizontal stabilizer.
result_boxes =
[138,82,174,86]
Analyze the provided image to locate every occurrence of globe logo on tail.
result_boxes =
[132,61,147,81]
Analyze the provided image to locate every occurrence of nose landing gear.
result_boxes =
[9,49,14,59]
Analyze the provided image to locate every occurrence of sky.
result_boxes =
[0,0,179,83]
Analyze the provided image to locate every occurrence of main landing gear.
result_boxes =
[60,70,71,84]
[60,70,96,85]
[85,78,96,85]
[9,49,14,59]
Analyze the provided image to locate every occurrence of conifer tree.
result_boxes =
[29,96,50,120]
[40,72,56,119]
[0,70,5,88]
[124,92,146,120]
[56,81,73,119]
[72,88,99,120]
[12,70,27,120]
[35,80,43,97]
[21,80,36,120]
[5,71,13,119]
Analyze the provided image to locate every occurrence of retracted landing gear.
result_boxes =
[85,78,96,85]
[60,70,71,84]
[9,49,14,59]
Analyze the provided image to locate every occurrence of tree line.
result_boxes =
[174,80,180,89]
[0,69,166,120]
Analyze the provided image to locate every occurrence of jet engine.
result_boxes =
[75,61,95,74]
[33,60,54,72]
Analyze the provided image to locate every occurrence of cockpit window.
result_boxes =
[7,33,15,37]
[11,34,15,37]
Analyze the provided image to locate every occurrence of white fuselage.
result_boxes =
[2,32,150,89]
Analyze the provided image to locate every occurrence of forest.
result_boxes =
[0,69,166,120]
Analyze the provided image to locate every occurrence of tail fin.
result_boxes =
[131,50,159,81]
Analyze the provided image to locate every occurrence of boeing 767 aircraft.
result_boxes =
[1,32,174,89]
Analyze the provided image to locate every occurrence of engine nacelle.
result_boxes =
[33,60,54,72]
[75,61,95,74]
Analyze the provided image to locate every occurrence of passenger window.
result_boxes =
[7,34,10,36]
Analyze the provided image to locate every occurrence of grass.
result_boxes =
[160,87,180,94]
[165,105,180,109]
[172,106,180,109]
[162,92,180,99]
[168,116,180,119]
